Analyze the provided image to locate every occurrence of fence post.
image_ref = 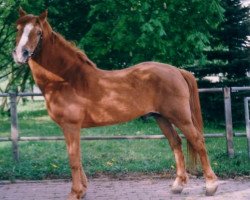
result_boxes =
[9,93,19,162]
[244,97,250,158]
[223,87,234,158]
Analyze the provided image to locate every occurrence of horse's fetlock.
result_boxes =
[206,172,217,181]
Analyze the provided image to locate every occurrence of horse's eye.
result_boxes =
[37,30,42,36]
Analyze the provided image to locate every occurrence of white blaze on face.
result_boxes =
[16,23,34,61]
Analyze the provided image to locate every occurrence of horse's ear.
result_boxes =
[19,7,27,17]
[39,9,48,22]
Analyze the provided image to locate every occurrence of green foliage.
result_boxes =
[2,1,247,125]
[192,0,250,124]
[0,0,90,92]
[0,0,224,93]
[0,0,21,91]
[80,0,224,68]
[193,0,250,86]
[0,0,37,93]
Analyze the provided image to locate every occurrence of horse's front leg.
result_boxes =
[62,124,88,200]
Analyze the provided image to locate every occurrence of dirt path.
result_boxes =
[0,177,249,200]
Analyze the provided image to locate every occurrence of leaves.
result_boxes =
[81,0,224,68]
[0,0,224,93]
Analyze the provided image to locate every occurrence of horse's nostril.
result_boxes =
[22,49,29,57]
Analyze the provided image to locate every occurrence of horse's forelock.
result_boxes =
[16,14,36,26]
[16,14,50,35]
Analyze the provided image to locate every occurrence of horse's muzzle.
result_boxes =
[12,48,30,64]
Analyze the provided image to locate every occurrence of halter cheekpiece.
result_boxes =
[30,33,43,59]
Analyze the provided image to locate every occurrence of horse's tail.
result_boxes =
[179,69,203,171]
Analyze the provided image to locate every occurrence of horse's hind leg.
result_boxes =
[172,117,218,196]
[155,116,188,194]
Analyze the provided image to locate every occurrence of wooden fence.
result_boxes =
[244,97,250,158]
[0,86,250,162]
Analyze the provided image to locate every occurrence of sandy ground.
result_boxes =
[0,177,250,200]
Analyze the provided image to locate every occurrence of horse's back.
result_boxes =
[130,61,190,95]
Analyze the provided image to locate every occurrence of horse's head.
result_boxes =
[12,8,48,64]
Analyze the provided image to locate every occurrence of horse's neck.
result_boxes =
[28,32,98,93]
[28,58,64,92]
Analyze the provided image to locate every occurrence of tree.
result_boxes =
[190,0,250,87]
[0,0,90,93]
[0,0,24,92]
[0,0,224,94]
[80,0,224,69]
[190,0,250,124]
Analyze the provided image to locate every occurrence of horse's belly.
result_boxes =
[81,101,153,128]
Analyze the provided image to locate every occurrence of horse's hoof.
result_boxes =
[67,191,86,200]
[171,184,184,194]
[82,192,87,199]
[171,179,184,194]
[67,193,79,200]
[171,174,188,194]
[205,180,218,196]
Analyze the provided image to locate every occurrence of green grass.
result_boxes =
[0,101,249,181]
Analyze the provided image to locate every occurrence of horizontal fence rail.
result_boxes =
[0,133,246,142]
[232,86,250,92]
[0,86,250,162]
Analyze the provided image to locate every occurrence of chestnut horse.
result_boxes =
[12,9,218,200]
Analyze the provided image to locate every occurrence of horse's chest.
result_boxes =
[44,92,84,125]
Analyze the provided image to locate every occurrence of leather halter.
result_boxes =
[30,33,43,59]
